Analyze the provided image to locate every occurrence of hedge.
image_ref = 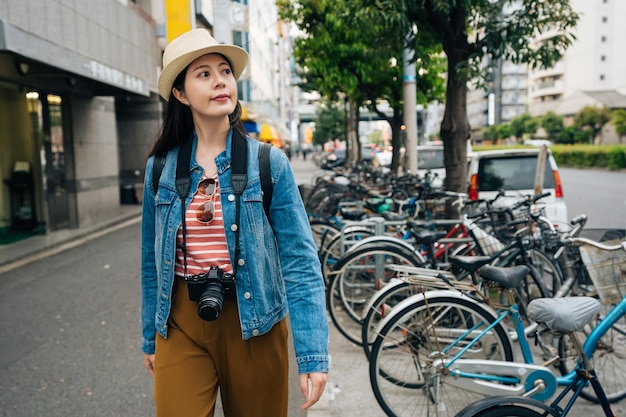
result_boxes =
[472,144,626,170]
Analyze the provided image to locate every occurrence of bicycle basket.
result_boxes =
[579,239,626,304]
[467,220,505,256]
[488,205,530,242]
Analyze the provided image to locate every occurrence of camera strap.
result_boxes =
[230,129,248,277]
[174,129,250,279]
[175,136,194,279]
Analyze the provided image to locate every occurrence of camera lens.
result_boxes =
[197,282,224,321]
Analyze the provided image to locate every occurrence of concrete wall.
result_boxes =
[71,96,120,227]
[0,0,158,93]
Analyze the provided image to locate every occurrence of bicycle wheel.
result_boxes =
[309,219,340,253]
[460,405,546,417]
[557,302,626,403]
[527,248,564,298]
[319,226,374,283]
[361,280,417,360]
[327,244,423,345]
[369,293,514,417]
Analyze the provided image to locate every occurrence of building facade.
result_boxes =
[528,0,626,119]
[0,0,291,239]
[0,0,160,235]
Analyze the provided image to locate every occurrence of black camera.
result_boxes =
[185,267,236,321]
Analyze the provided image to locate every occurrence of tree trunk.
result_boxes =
[345,98,360,162]
[390,111,403,175]
[440,57,470,194]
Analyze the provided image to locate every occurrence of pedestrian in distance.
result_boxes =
[140,28,328,417]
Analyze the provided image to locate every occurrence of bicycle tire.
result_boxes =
[309,219,340,253]
[326,244,423,345]
[369,293,514,417]
[319,226,374,283]
[526,248,564,298]
[460,404,547,417]
[557,302,626,403]
[361,280,415,360]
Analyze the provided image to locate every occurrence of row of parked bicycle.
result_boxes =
[302,167,626,417]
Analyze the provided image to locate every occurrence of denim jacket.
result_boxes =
[140,131,329,374]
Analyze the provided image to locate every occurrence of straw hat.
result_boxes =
[158,29,249,101]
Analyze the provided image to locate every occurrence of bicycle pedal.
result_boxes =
[542,356,559,367]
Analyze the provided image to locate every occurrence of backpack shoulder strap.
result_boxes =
[152,153,166,193]
[259,142,273,221]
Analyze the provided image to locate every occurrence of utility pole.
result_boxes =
[403,44,418,174]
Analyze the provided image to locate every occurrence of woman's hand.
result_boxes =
[299,372,328,410]
[143,353,156,378]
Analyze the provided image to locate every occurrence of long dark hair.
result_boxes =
[149,57,248,157]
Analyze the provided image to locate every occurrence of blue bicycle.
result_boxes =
[455,292,622,417]
[367,238,626,417]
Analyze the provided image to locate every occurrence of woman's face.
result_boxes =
[173,53,238,119]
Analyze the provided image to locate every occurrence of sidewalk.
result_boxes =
[0,205,142,273]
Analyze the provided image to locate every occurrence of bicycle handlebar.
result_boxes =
[564,236,626,251]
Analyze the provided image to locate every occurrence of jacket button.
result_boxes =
[228,194,235,201]
[252,329,259,336]
[231,224,238,232]
[238,259,245,266]
[244,292,251,299]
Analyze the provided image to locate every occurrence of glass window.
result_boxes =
[477,155,555,191]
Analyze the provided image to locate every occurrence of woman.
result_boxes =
[140,28,328,417]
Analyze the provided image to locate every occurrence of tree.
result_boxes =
[509,113,536,141]
[361,1,579,193]
[482,125,498,141]
[278,0,446,172]
[574,106,612,144]
[613,109,626,144]
[556,125,587,144]
[540,111,564,141]
[312,102,345,147]
[496,123,511,141]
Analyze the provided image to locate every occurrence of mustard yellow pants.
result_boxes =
[154,278,289,417]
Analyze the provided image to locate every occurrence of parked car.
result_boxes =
[373,144,446,187]
[467,148,568,226]
[417,145,445,188]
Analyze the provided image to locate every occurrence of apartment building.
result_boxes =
[529,0,626,129]
[468,0,626,142]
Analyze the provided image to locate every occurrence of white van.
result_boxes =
[467,148,568,226]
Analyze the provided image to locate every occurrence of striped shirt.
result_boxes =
[174,175,234,277]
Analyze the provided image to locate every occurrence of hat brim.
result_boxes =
[158,45,248,101]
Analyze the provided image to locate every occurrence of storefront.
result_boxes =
[0,18,158,239]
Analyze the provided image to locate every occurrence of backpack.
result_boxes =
[152,139,273,221]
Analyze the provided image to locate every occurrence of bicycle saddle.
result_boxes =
[478,265,529,289]
[527,297,601,333]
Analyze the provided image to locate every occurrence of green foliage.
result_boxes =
[482,125,498,141]
[509,113,537,139]
[574,106,612,144]
[612,109,626,137]
[496,123,511,140]
[278,0,447,170]
[555,125,587,145]
[312,102,345,146]
[359,0,579,192]
[540,112,564,141]
[473,144,626,170]
[550,144,626,169]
